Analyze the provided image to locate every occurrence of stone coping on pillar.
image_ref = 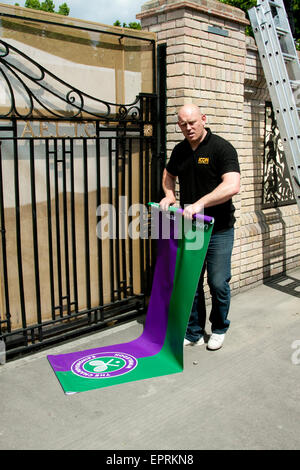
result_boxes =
[137,0,249,27]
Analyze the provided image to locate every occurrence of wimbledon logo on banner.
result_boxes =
[71,352,138,379]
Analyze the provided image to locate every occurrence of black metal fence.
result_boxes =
[0,33,163,359]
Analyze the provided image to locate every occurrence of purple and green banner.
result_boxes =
[47,204,214,394]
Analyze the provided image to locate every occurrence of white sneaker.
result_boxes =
[184,336,205,346]
[207,333,225,350]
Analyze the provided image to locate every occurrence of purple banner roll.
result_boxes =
[148,202,214,224]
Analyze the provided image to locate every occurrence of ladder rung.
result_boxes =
[268,1,282,8]
[276,26,289,35]
[290,80,300,89]
[283,53,297,61]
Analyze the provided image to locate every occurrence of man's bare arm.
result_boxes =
[159,169,177,211]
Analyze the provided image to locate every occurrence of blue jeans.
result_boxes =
[185,227,234,341]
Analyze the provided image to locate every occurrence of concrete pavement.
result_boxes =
[0,268,299,450]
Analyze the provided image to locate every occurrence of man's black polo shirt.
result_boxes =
[166,128,240,232]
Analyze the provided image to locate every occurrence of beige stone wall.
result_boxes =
[138,0,300,296]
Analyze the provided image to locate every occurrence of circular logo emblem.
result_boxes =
[71,352,138,379]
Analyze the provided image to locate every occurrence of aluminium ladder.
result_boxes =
[248,0,300,211]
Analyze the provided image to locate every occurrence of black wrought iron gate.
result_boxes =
[0,34,163,360]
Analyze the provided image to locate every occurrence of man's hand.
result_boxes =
[159,195,176,212]
[183,201,204,220]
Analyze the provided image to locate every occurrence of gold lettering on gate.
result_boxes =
[21,121,35,138]
[19,121,97,138]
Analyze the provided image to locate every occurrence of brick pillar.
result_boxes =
[137,0,249,157]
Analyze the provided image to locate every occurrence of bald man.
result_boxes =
[160,104,240,350]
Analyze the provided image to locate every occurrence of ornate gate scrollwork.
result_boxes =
[262,102,295,208]
[0,38,142,121]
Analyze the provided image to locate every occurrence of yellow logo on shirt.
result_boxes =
[198,157,209,165]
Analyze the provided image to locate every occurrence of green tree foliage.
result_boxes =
[128,22,142,30]
[58,2,70,16]
[40,0,55,12]
[23,0,70,15]
[113,20,142,30]
[24,0,41,9]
